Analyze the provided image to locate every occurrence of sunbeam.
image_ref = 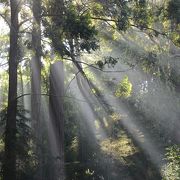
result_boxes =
[1,0,180,179]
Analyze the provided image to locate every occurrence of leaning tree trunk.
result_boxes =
[49,61,65,180]
[3,0,19,179]
[31,0,42,179]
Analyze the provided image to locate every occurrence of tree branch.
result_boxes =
[16,93,88,103]
[65,70,81,95]
[63,57,135,73]
[0,13,10,28]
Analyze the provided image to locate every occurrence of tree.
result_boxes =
[31,0,42,179]
[3,0,20,179]
[49,61,65,180]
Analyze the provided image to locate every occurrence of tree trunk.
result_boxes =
[49,61,65,180]
[31,0,42,179]
[3,0,19,179]
[31,0,42,134]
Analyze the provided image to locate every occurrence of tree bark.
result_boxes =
[31,0,42,179]
[3,0,19,179]
[49,61,65,180]
[31,0,42,134]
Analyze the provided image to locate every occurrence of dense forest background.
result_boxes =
[0,0,180,179]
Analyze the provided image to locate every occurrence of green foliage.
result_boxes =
[115,76,132,98]
[166,0,180,46]
[132,0,153,29]
[0,0,7,3]
[170,29,180,46]
[90,2,104,16]
[115,0,131,31]
[96,60,104,69]
[65,9,96,40]
[97,0,154,31]
[116,4,130,31]
[0,105,36,179]
[64,97,79,159]
[96,56,118,69]
[43,2,99,56]
[162,145,180,180]
[167,0,180,24]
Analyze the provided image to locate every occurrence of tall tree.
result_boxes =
[31,0,42,136]
[31,0,42,179]
[3,0,20,179]
[49,61,65,180]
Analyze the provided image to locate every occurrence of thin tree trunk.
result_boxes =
[3,0,19,179]
[49,61,65,180]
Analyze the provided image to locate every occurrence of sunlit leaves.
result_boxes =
[85,169,94,176]
[166,145,180,162]
[132,0,153,29]
[69,136,79,155]
[43,2,99,56]
[0,71,8,109]
[162,145,180,180]
[110,112,122,122]
[170,28,180,47]
[91,2,104,16]
[100,134,137,162]
[115,76,132,98]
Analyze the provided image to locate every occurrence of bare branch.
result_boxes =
[0,13,10,28]
[16,93,91,104]
[0,62,8,67]
[65,70,81,95]
[19,17,33,28]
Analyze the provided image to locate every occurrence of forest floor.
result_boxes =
[66,122,163,180]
